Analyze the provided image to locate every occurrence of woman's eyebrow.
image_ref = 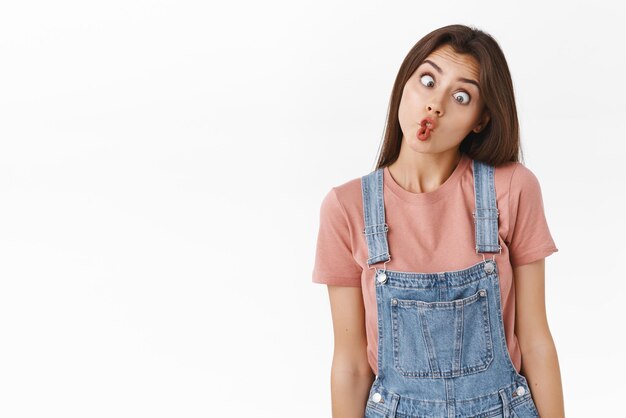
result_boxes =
[422,59,480,91]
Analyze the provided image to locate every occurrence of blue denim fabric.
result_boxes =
[361,159,541,418]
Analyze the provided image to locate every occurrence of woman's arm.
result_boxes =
[327,285,375,418]
[514,258,565,418]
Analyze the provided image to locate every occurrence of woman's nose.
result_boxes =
[427,104,443,117]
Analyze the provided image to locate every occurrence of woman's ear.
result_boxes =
[473,111,491,133]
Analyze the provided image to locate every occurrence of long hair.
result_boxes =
[375,24,523,169]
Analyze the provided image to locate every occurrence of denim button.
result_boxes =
[377,272,387,283]
[484,262,494,274]
[391,298,398,305]
[372,392,382,403]
[516,386,525,396]
[479,290,486,297]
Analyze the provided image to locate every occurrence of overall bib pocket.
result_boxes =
[391,288,494,378]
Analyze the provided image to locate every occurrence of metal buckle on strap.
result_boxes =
[367,254,391,273]
[363,223,389,236]
[476,244,502,262]
[472,208,500,218]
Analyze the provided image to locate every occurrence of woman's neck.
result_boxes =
[387,149,462,194]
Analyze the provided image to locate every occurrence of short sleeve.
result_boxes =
[312,187,363,287]
[506,165,559,268]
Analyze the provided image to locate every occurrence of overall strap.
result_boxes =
[361,168,390,266]
[473,159,501,254]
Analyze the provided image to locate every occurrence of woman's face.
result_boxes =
[398,44,490,154]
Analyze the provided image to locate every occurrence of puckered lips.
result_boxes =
[417,117,436,141]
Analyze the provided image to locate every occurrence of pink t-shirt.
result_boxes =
[312,153,558,376]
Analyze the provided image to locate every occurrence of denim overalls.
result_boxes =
[361,159,541,418]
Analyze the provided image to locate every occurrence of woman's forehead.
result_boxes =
[423,46,480,76]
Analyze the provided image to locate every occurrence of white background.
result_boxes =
[0,1,624,417]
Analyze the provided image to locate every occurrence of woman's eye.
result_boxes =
[419,73,435,87]
[419,73,471,105]
[454,91,471,104]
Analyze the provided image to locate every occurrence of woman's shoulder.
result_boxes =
[319,172,368,219]
[493,160,543,195]
[332,174,364,197]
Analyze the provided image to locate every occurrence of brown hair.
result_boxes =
[374,24,524,169]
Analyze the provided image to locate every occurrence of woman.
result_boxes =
[312,24,565,417]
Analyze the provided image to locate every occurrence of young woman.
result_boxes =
[312,25,565,418]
